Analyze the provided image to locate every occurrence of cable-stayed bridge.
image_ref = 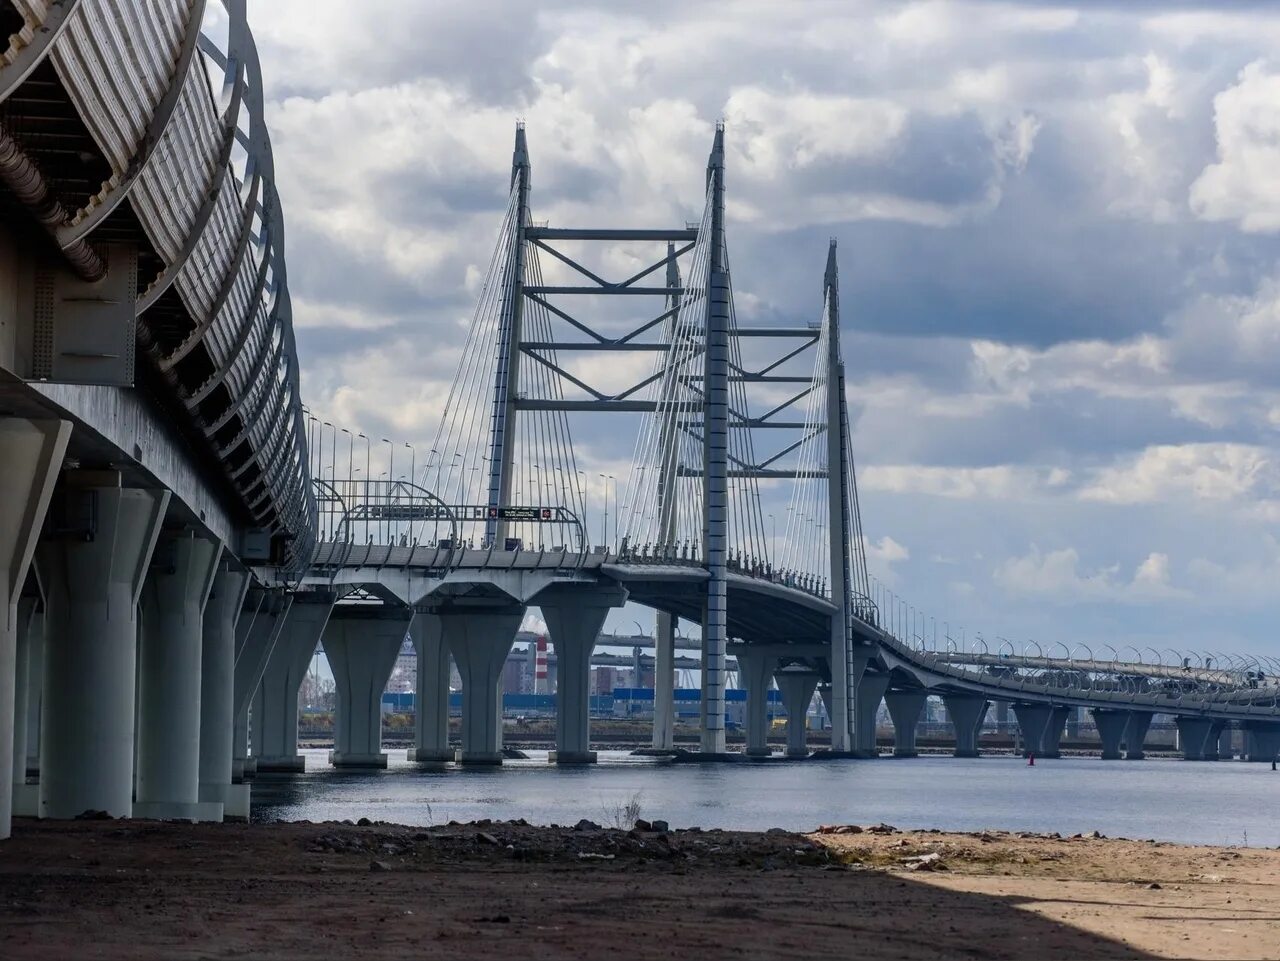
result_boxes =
[0,1,1277,838]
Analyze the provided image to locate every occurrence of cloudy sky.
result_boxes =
[251,1,1280,659]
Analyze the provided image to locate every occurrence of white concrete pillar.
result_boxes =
[325,613,411,768]
[409,612,453,763]
[854,672,889,757]
[651,610,676,751]
[232,589,289,777]
[0,419,69,838]
[253,597,331,771]
[199,566,249,817]
[884,689,927,758]
[1091,708,1129,760]
[443,608,522,764]
[543,596,616,765]
[11,595,37,817]
[735,647,776,758]
[38,477,169,820]
[942,694,989,758]
[774,667,818,758]
[135,532,222,820]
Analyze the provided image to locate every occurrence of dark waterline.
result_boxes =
[247,749,1280,846]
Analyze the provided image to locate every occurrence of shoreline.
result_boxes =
[2,817,1277,959]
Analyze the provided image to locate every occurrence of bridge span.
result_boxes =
[0,2,1276,840]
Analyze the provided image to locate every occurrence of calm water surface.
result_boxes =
[249,748,1280,846]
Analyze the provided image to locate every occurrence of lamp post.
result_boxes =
[598,473,608,548]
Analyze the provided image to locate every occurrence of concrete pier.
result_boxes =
[884,689,927,758]
[1124,711,1153,760]
[736,647,777,758]
[1217,724,1235,760]
[443,608,523,764]
[1091,708,1129,759]
[543,592,621,764]
[135,532,222,821]
[408,612,453,763]
[854,672,889,757]
[1242,722,1280,762]
[651,611,676,751]
[0,418,69,838]
[774,667,818,758]
[943,694,989,757]
[10,595,38,818]
[37,476,169,820]
[1042,705,1070,759]
[232,590,291,778]
[1175,716,1218,761]
[253,597,332,772]
[199,565,249,818]
[1012,703,1068,758]
[325,613,412,768]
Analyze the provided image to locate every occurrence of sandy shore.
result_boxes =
[1,818,1277,959]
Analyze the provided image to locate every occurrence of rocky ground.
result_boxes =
[1,817,1277,959]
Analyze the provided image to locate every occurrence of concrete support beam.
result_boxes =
[253,597,332,772]
[651,610,676,751]
[1242,723,1280,763]
[1012,703,1056,758]
[735,647,777,758]
[1041,705,1070,759]
[1175,716,1218,761]
[135,532,222,820]
[38,476,169,820]
[1091,708,1129,760]
[11,596,38,818]
[443,608,523,764]
[1217,724,1235,761]
[198,566,249,818]
[854,672,890,757]
[884,690,927,758]
[408,613,453,763]
[232,589,291,777]
[1124,711,1153,760]
[543,593,621,765]
[943,694,989,758]
[0,418,69,837]
[325,614,412,768]
[774,667,819,758]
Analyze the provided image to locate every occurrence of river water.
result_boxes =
[248,748,1280,846]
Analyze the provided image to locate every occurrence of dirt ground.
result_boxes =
[1,818,1277,960]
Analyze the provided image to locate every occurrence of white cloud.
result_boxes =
[994,545,1185,603]
[1079,443,1277,505]
[1189,61,1280,233]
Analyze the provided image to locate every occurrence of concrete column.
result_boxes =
[995,699,1010,735]
[1124,711,1152,760]
[443,608,523,764]
[25,606,44,781]
[1217,724,1234,760]
[198,566,249,818]
[1091,708,1129,760]
[10,595,37,817]
[651,610,676,750]
[543,595,618,764]
[1012,703,1053,757]
[409,612,452,763]
[735,647,777,758]
[943,694,989,758]
[254,597,332,772]
[774,667,819,758]
[135,532,222,820]
[0,418,69,838]
[37,477,169,820]
[232,589,290,777]
[1041,705,1070,759]
[325,613,411,768]
[854,672,890,757]
[1242,723,1280,762]
[884,689,927,758]
[1174,716,1217,761]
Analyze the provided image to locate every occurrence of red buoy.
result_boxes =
[1028,753,1035,766]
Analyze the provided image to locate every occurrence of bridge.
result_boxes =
[0,2,1276,838]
